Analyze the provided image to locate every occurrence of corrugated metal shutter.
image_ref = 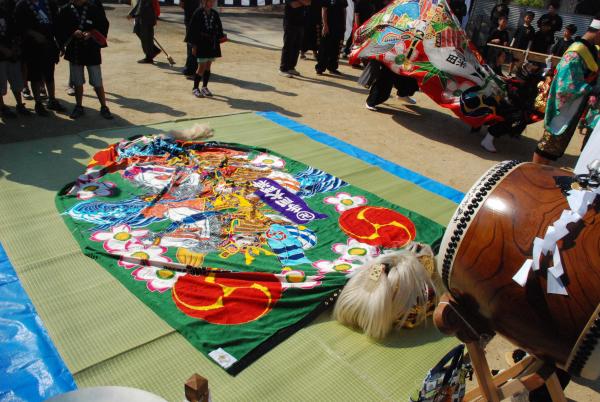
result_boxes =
[218,0,282,6]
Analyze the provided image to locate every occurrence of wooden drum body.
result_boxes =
[437,161,600,380]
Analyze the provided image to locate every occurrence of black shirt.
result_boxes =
[537,13,562,34]
[487,27,509,45]
[284,0,307,26]
[448,0,466,21]
[355,0,376,25]
[323,0,347,35]
[183,0,199,25]
[530,30,554,54]
[0,0,17,61]
[512,24,535,49]
[551,37,574,57]
[58,1,109,66]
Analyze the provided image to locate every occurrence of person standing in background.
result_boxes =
[315,0,347,75]
[186,0,225,98]
[486,15,509,74]
[181,0,199,77]
[537,2,562,36]
[533,19,600,165]
[58,0,112,119]
[279,0,310,77]
[300,0,320,59]
[14,0,65,115]
[0,0,30,117]
[508,10,535,74]
[551,24,576,57]
[490,0,509,28]
[448,0,466,25]
[530,19,555,54]
[128,0,161,63]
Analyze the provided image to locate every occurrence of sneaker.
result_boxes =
[328,69,343,76]
[288,69,301,76]
[365,103,378,111]
[16,103,32,116]
[137,58,154,64]
[480,133,497,153]
[399,96,417,104]
[1,105,17,118]
[200,87,212,97]
[100,105,113,119]
[66,86,76,96]
[22,87,33,100]
[279,70,292,78]
[192,88,203,98]
[69,105,85,119]
[47,98,66,112]
[35,101,49,116]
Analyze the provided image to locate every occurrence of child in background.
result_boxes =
[185,0,225,98]
[58,0,112,119]
[509,11,536,75]
[0,0,30,117]
[551,24,577,57]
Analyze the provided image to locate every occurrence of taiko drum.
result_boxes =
[437,161,600,380]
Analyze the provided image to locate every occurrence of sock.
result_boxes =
[193,74,201,89]
[202,70,211,88]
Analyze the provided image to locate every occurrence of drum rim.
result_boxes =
[566,303,600,379]
[437,160,523,290]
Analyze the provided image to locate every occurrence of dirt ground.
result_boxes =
[1,4,598,400]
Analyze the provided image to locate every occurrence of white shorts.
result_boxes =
[69,63,103,87]
[0,61,24,96]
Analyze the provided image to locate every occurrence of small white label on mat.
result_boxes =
[209,348,237,369]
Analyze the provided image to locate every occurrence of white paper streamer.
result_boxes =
[513,259,533,286]
[547,273,568,296]
[532,237,544,271]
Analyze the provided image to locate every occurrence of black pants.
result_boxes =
[280,24,304,72]
[316,32,343,72]
[134,19,160,59]
[185,42,198,74]
[367,67,418,107]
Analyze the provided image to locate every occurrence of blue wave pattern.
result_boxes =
[295,167,348,198]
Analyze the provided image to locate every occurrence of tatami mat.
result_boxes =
[0,112,457,400]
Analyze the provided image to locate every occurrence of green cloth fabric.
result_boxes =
[0,112,458,400]
[545,44,596,136]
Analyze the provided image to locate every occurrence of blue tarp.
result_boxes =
[0,243,76,402]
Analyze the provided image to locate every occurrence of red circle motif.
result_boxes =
[339,206,416,247]
[172,271,283,325]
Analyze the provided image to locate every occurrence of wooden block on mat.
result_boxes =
[185,373,209,402]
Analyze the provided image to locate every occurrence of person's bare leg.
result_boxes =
[31,81,42,101]
[75,84,84,106]
[45,79,56,100]
[94,86,107,108]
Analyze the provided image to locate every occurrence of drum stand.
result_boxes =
[434,294,568,402]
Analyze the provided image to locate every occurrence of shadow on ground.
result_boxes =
[382,104,579,165]
[0,99,135,144]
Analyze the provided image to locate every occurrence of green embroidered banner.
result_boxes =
[56,136,444,374]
